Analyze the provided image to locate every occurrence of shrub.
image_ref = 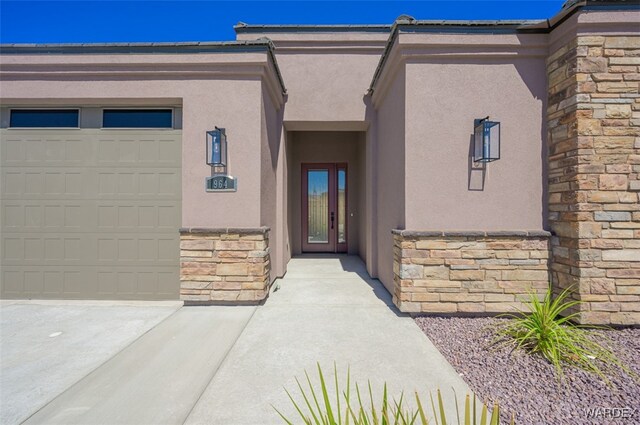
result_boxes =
[274,363,509,425]
[493,285,632,384]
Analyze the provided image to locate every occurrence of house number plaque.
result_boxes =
[205,175,237,192]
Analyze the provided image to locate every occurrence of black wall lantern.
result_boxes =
[206,127,227,168]
[473,117,500,163]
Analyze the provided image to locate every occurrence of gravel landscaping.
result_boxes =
[415,316,640,425]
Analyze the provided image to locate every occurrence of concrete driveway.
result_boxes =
[0,300,182,424]
[1,256,471,424]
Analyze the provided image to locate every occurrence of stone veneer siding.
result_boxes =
[392,230,551,314]
[179,227,271,304]
[547,35,640,325]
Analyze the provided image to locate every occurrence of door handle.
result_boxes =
[330,212,335,229]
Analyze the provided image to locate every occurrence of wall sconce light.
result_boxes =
[206,127,227,169]
[473,117,500,163]
[205,127,237,192]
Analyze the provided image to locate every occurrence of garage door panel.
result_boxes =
[2,265,178,300]
[2,171,23,194]
[3,201,179,231]
[2,271,22,296]
[1,129,181,300]
[43,271,64,296]
[97,134,181,165]
[2,169,179,201]
[1,135,86,164]
[3,234,177,265]
[1,267,90,298]
[2,203,91,230]
[2,137,25,162]
[1,132,180,166]
[3,237,23,260]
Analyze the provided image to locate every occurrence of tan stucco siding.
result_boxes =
[260,85,284,280]
[0,60,273,230]
[404,57,546,231]
[375,68,406,291]
[274,52,383,124]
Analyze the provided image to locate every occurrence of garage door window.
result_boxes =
[102,109,173,128]
[9,109,79,128]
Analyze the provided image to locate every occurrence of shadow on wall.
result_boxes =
[512,49,548,230]
[468,134,486,191]
[263,91,287,280]
[269,95,287,171]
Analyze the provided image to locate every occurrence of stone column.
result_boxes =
[179,227,271,304]
[547,35,640,325]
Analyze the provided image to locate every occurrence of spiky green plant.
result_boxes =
[273,363,510,425]
[493,285,633,384]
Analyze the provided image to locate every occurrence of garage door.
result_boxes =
[0,129,181,300]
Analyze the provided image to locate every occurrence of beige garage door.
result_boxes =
[0,129,181,300]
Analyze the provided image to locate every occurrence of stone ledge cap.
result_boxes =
[392,229,552,238]
[180,226,270,235]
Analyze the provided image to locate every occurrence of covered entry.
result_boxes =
[0,126,181,300]
[287,131,366,259]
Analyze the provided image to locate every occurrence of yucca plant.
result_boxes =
[273,363,510,425]
[493,285,633,384]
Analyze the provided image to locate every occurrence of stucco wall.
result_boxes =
[357,132,368,263]
[0,52,281,232]
[370,31,549,290]
[275,52,381,124]
[374,68,406,291]
[284,131,294,267]
[403,44,547,231]
[288,131,364,256]
[260,86,284,281]
[236,31,387,126]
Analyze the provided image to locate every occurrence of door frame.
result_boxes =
[335,163,348,253]
[301,163,348,253]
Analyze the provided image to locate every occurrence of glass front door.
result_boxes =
[302,163,347,253]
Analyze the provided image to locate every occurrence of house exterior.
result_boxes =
[1,0,639,325]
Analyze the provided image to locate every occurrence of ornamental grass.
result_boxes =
[274,363,509,425]
[493,286,634,385]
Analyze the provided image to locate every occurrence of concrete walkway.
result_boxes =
[4,255,470,424]
[185,255,471,424]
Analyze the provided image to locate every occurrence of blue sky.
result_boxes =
[1,1,565,44]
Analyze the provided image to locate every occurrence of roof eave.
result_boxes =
[234,23,392,33]
[367,0,640,95]
[0,39,287,95]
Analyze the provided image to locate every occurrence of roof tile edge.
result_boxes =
[366,0,640,95]
[233,23,392,33]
